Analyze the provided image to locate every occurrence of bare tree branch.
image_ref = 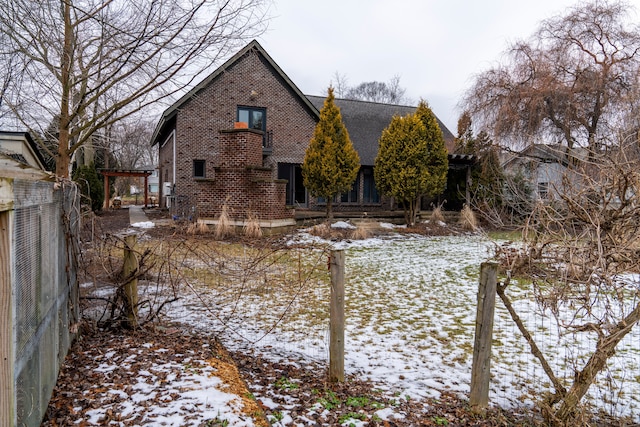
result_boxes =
[0,0,270,176]
[463,1,640,152]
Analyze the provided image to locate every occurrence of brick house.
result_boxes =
[151,40,470,227]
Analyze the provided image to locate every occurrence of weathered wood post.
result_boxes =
[470,261,498,408]
[329,250,345,382]
[0,211,14,426]
[123,233,139,328]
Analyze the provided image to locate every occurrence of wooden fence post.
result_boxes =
[470,261,498,408]
[1,211,14,426]
[123,233,139,328]
[329,250,345,383]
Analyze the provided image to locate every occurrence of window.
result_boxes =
[237,106,266,131]
[363,167,379,203]
[193,159,205,178]
[340,175,359,203]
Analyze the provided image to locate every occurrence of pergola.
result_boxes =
[99,169,154,210]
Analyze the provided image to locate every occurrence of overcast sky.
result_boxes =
[257,0,640,134]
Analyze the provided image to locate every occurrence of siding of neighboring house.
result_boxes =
[0,131,47,171]
[502,144,581,200]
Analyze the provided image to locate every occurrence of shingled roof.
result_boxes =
[306,96,455,166]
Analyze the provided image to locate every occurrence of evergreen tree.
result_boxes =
[470,130,504,207]
[414,100,449,200]
[374,101,448,226]
[302,87,360,219]
[455,110,505,209]
[73,163,104,212]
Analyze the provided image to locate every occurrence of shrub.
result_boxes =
[459,204,478,231]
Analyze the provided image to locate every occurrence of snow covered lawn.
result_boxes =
[69,223,638,425]
[166,230,640,424]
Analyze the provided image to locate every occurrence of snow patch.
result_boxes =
[131,221,155,229]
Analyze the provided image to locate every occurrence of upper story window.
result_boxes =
[237,106,266,132]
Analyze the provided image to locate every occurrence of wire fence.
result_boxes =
[79,229,640,423]
[490,284,640,421]
[4,179,80,427]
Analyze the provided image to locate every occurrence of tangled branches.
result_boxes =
[494,147,640,424]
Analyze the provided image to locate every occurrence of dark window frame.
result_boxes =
[193,159,206,178]
[237,106,266,131]
[363,167,380,204]
[340,174,360,203]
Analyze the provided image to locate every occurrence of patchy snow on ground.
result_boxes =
[75,224,639,425]
[60,331,258,426]
[331,220,356,229]
[131,221,155,229]
[164,231,640,424]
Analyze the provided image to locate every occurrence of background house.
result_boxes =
[151,40,467,226]
[501,144,585,200]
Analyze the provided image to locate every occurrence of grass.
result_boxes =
[431,204,446,224]
[243,213,262,238]
[152,233,640,421]
[274,376,299,391]
[214,203,233,239]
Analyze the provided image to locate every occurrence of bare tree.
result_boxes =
[109,119,157,170]
[334,74,409,104]
[330,71,350,99]
[106,118,157,196]
[463,1,640,153]
[0,0,269,177]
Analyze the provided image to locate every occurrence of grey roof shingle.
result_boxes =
[306,96,455,166]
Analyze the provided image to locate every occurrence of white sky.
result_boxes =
[257,0,640,134]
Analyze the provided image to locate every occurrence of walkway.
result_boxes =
[128,205,150,225]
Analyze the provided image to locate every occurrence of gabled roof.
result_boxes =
[151,40,319,145]
[502,144,587,169]
[306,96,455,165]
[0,130,47,170]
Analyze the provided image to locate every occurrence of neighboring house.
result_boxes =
[151,40,469,226]
[133,164,159,195]
[501,144,585,200]
[0,131,47,171]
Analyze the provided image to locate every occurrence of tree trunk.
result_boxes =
[405,197,418,227]
[56,0,73,178]
[326,198,334,220]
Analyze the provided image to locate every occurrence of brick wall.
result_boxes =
[158,46,316,218]
[193,129,293,220]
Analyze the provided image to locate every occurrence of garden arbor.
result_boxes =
[99,169,154,209]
